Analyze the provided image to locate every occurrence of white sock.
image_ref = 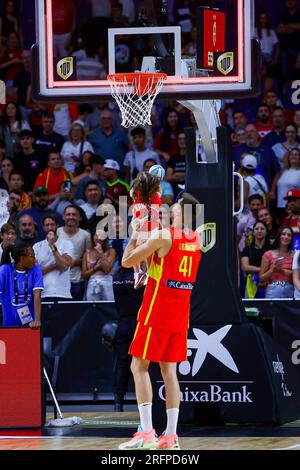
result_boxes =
[138,402,153,432]
[165,408,179,436]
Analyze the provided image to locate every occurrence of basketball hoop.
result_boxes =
[107,72,167,128]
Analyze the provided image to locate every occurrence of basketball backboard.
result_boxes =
[32,0,259,102]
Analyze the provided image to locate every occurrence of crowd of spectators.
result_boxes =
[0,0,300,303]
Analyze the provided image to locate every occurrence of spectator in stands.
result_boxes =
[0,158,13,188]
[0,243,43,328]
[281,188,300,229]
[20,186,62,241]
[111,2,129,26]
[16,214,38,246]
[12,49,32,118]
[260,226,294,298]
[255,104,273,138]
[80,180,103,220]
[0,139,6,164]
[255,11,280,65]
[103,159,130,208]
[166,131,186,198]
[277,0,300,82]
[262,107,286,147]
[8,171,31,210]
[0,101,31,158]
[230,110,248,146]
[82,228,116,301]
[60,121,94,175]
[143,158,174,206]
[124,127,159,184]
[0,0,19,50]
[263,89,284,114]
[72,150,93,186]
[5,188,21,226]
[272,124,300,168]
[34,111,65,165]
[292,240,300,297]
[14,130,43,192]
[291,213,300,250]
[33,215,73,302]
[84,102,115,135]
[153,109,182,165]
[271,149,300,217]
[49,180,78,217]
[237,194,264,252]
[57,204,92,300]
[0,221,16,261]
[75,153,106,200]
[241,221,271,298]
[89,110,130,169]
[294,109,300,138]
[233,124,280,189]
[0,31,22,85]
[52,0,76,58]
[33,152,70,201]
[52,102,78,139]
[258,206,279,244]
[240,154,268,207]
[72,40,106,81]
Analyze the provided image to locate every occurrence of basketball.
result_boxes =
[149,164,165,180]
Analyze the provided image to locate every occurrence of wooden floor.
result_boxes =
[0,412,300,451]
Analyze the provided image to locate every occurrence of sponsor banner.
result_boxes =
[272,302,300,370]
[152,323,300,425]
[0,328,42,428]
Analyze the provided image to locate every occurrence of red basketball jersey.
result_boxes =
[137,227,201,332]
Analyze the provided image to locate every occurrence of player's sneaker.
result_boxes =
[118,426,157,450]
[157,432,180,450]
[134,270,147,289]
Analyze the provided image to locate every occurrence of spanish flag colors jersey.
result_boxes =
[137,227,201,333]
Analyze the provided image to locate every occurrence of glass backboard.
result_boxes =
[32,0,259,102]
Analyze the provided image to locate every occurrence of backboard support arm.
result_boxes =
[179,99,221,163]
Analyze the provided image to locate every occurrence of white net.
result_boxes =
[108,73,166,128]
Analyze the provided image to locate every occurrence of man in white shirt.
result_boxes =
[33,215,74,301]
[57,204,92,300]
[124,127,159,184]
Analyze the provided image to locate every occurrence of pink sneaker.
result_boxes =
[134,270,147,289]
[157,432,180,450]
[118,426,157,450]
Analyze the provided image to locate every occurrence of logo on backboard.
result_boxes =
[56,57,74,80]
[197,223,216,253]
[213,17,217,47]
[217,52,234,75]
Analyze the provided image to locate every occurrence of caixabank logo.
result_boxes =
[158,326,253,404]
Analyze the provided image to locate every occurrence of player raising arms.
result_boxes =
[120,192,202,450]
[130,171,162,288]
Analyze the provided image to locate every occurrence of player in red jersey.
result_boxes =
[119,193,201,450]
[130,172,162,288]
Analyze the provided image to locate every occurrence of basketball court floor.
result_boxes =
[1,410,300,451]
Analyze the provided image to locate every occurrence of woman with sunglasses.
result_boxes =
[0,243,43,327]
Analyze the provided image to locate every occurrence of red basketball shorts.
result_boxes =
[129,322,187,363]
